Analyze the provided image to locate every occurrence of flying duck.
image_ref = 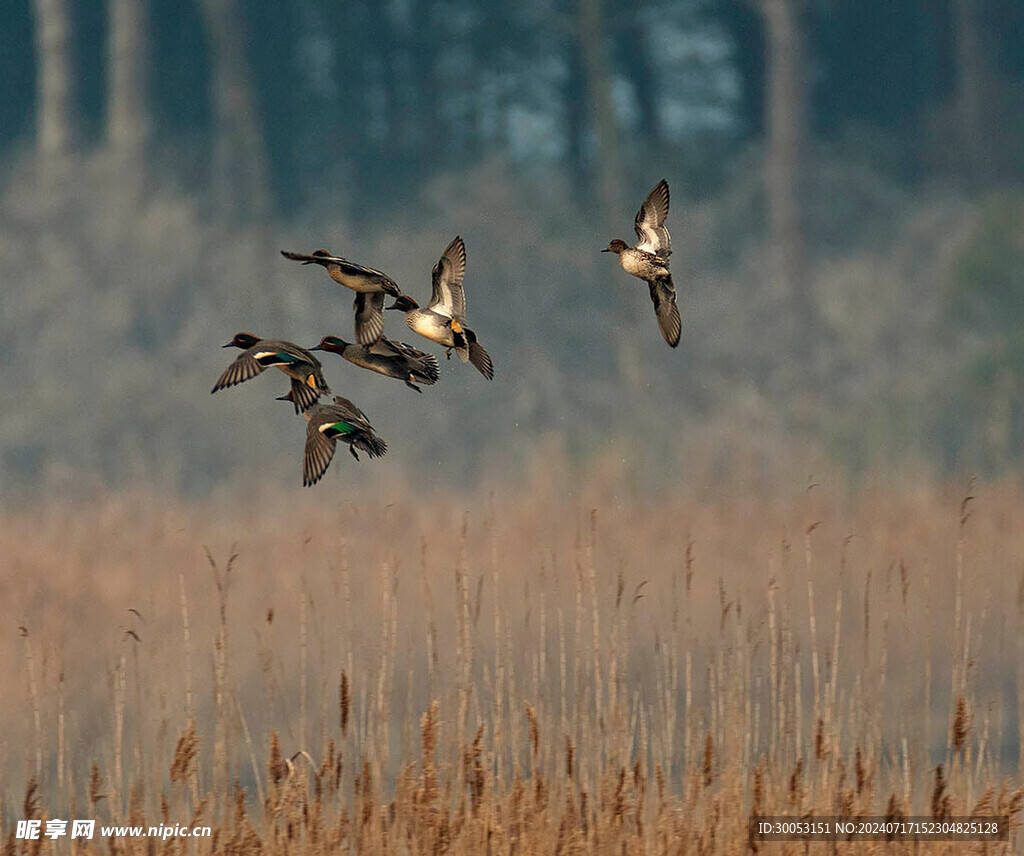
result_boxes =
[602,179,681,347]
[385,236,494,379]
[276,394,388,487]
[281,249,402,346]
[312,334,441,392]
[212,333,331,413]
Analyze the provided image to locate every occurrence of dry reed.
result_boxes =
[1,470,1022,853]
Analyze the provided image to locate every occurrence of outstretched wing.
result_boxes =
[282,250,400,295]
[303,420,337,487]
[288,376,323,413]
[465,331,494,379]
[428,236,467,320]
[281,249,338,264]
[281,250,384,278]
[647,275,681,348]
[353,291,385,345]
[634,179,671,257]
[212,350,265,393]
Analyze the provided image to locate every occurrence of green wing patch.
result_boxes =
[323,420,356,437]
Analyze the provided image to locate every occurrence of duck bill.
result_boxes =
[309,344,323,351]
[600,247,612,253]
[221,341,235,348]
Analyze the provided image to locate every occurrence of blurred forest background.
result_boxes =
[3,0,1024,494]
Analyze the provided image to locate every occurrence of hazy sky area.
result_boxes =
[1,0,1024,494]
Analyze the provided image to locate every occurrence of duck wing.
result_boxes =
[287,376,324,413]
[303,414,337,487]
[282,250,400,295]
[212,349,265,393]
[634,179,672,258]
[428,235,467,320]
[465,330,494,379]
[353,291,385,345]
[647,275,681,348]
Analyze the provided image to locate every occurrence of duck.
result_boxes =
[280,249,402,346]
[276,394,388,487]
[385,236,494,379]
[212,333,331,413]
[602,179,681,348]
[311,334,441,392]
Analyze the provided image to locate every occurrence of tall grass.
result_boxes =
[1,464,1022,853]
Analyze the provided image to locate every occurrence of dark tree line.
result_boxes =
[4,0,1022,212]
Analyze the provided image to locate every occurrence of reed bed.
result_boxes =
[1,464,1022,854]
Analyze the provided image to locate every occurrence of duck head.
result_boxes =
[223,332,260,349]
[310,335,349,354]
[602,239,629,254]
[386,295,420,312]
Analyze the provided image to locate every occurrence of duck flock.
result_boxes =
[212,180,679,486]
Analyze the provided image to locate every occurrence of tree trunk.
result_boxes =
[953,0,990,188]
[578,0,622,228]
[199,0,281,336]
[410,0,441,169]
[32,0,77,168]
[199,0,271,224]
[107,0,150,170]
[578,0,647,385]
[617,20,660,153]
[761,0,815,362]
[564,42,589,203]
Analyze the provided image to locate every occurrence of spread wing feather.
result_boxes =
[634,179,672,257]
[212,351,265,393]
[429,236,467,320]
[281,250,390,280]
[353,291,385,345]
[289,377,323,413]
[303,423,336,487]
[466,334,494,380]
[647,276,681,348]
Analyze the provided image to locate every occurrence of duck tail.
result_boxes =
[414,352,441,384]
[356,431,388,459]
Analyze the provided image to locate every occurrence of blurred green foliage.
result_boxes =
[943,192,1024,470]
